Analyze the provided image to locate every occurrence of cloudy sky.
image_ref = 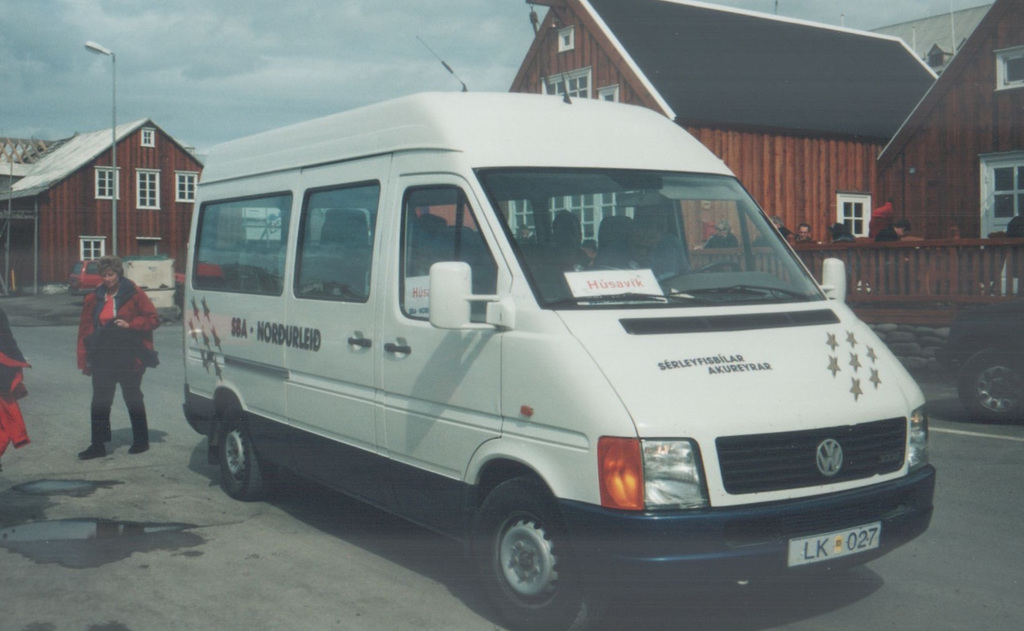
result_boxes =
[1,0,992,154]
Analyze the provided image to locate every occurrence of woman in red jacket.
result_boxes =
[0,306,30,471]
[77,256,160,460]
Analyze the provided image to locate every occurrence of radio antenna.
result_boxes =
[417,36,468,92]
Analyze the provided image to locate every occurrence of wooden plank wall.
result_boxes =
[686,128,882,243]
[876,4,1024,239]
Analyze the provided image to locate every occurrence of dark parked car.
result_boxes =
[68,260,102,294]
[940,299,1024,421]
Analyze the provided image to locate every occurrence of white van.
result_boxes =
[183,92,934,630]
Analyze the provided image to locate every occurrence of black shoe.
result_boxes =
[78,443,106,460]
[128,443,149,455]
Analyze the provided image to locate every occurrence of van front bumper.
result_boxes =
[557,465,935,585]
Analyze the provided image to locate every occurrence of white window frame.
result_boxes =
[137,169,160,209]
[558,26,575,53]
[836,192,871,238]
[981,151,1024,236]
[597,85,620,102]
[80,237,106,260]
[544,67,592,99]
[136,237,161,255]
[996,46,1024,90]
[141,127,156,147]
[94,167,119,200]
[176,171,198,202]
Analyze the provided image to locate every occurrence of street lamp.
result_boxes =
[85,40,117,256]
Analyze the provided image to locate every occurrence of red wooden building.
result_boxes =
[510,0,936,243]
[5,119,202,289]
[877,0,1024,239]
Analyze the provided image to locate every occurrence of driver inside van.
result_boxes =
[630,203,689,279]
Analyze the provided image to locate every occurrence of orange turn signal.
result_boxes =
[598,437,644,511]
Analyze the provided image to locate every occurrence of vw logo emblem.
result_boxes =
[816,438,843,476]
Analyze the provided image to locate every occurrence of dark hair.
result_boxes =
[97,255,124,278]
[894,219,911,230]
[1007,215,1024,238]
[830,222,854,241]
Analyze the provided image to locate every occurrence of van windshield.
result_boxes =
[477,169,823,308]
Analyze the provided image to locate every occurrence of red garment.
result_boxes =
[0,350,30,458]
[99,293,116,326]
[77,278,160,373]
[868,202,893,239]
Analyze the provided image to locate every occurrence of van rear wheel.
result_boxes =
[218,404,266,501]
[473,478,602,631]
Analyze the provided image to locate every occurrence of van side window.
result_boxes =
[193,193,292,295]
[401,186,498,320]
[295,183,380,302]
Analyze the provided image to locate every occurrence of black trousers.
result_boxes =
[90,368,148,445]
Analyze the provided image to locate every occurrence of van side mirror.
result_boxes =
[820,257,847,303]
[428,262,512,330]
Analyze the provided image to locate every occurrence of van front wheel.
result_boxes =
[218,404,266,501]
[473,478,601,631]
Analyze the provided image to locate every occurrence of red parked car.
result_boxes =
[68,260,102,294]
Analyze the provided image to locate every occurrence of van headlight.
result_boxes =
[908,406,929,470]
[598,437,708,510]
[642,439,708,509]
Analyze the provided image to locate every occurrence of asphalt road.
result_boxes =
[0,303,1021,631]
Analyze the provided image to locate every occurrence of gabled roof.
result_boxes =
[871,4,992,72]
[10,118,150,199]
[878,0,1007,164]
[581,0,937,139]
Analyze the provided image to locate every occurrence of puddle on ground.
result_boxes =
[0,519,204,568]
[12,480,122,497]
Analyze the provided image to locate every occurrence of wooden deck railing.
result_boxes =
[794,239,1024,325]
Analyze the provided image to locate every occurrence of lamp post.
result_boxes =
[85,40,117,256]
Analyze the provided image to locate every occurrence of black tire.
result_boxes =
[217,403,267,501]
[472,478,603,631]
[957,349,1024,422]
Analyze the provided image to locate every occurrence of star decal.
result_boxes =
[870,368,882,389]
[849,353,861,372]
[850,378,863,401]
[827,355,841,377]
[846,331,858,348]
[826,332,839,351]
[866,346,878,363]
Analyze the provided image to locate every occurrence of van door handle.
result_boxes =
[384,340,411,355]
[347,335,372,348]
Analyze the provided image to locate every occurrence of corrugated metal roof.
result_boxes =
[9,119,149,199]
[0,162,35,178]
[585,0,937,139]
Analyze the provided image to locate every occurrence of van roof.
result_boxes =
[199,92,732,185]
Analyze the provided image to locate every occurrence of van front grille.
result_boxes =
[716,418,906,494]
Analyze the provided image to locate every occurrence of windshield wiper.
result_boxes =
[546,293,669,308]
[675,284,814,301]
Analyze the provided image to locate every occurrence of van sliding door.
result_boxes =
[284,156,390,506]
